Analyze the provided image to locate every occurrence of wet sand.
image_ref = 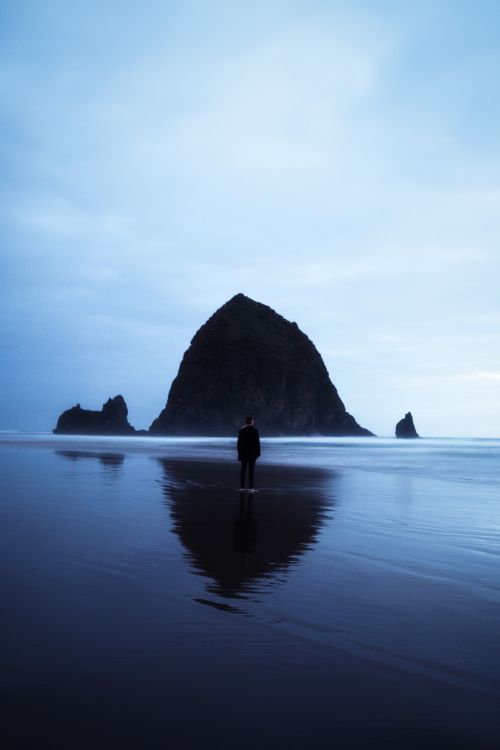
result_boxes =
[1,438,500,748]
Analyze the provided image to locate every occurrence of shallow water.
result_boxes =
[1,434,500,748]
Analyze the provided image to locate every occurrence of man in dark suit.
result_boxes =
[237,416,261,492]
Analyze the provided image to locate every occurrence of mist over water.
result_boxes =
[1,434,500,748]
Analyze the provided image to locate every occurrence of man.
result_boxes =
[237,416,261,492]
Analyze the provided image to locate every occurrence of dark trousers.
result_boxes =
[240,458,256,489]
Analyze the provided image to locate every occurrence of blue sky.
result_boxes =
[1,0,500,436]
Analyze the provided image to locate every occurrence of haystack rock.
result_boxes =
[395,412,419,439]
[149,294,372,436]
[53,395,136,435]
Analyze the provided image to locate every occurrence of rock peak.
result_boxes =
[217,293,272,315]
[227,292,247,303]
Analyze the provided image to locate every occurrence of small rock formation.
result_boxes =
[53,395,136,435]
[395,412,419,439]
[150,293,372,436]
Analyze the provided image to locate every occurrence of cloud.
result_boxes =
[452,372,500,383]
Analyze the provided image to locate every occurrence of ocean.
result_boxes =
[1,434,500,748]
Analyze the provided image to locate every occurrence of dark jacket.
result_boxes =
[237,425,261,461]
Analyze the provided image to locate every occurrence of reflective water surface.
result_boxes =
[1,435,500,748]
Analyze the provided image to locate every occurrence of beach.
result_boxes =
[1,435,500,748]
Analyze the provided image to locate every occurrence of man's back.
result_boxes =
[237,424,261,460]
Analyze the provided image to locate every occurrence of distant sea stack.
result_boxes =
[53,395,136,435]
[150,294,372,436]
[395,412,419,439]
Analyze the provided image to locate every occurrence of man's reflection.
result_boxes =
[233,494,257,566]
[159,459,335,600]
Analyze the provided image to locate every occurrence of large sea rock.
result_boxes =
[395,412,419,439]
[53,395,136,435]
[150,293,372,436]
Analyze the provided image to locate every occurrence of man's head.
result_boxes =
[245,416,254,425]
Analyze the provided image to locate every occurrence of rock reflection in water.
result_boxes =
[56,450,125,471]
[159,459,334,599]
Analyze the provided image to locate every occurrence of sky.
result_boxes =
[1,0,500,437]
